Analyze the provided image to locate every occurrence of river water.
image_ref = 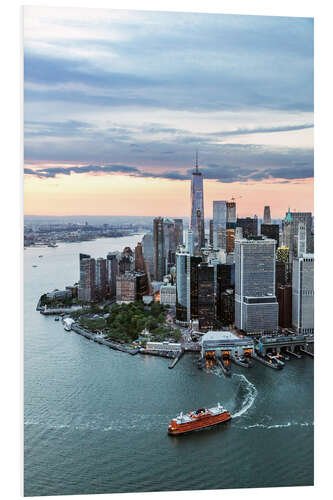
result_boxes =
[24,236,314,496]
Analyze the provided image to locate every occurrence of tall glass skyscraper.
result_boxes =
[190,153,205,252]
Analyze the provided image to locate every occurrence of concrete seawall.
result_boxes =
[71,324,139,355]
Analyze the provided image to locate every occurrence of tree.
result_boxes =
[173,329,182,342]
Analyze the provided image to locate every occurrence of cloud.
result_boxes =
[24,164,140,179]
[24,12,313,114]
[209,123,314,138]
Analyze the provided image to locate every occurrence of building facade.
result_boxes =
[78,253,96,302]
[213,201,227,250]
[236,217,258,238]
[197,263,215,331]
[174,219,184,248]
[263,206,271,224]
[95,257,107,299]
[153,217,165,281]
[292,254,314,333]
[160,283,176,306]
[190,154,205,251]
[106,252,118,298]
[261,223,279,248]
[235,237,278,333]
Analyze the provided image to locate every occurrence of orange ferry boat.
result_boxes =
[168,403,231,435]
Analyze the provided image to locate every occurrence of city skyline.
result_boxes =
[24,7,313,217]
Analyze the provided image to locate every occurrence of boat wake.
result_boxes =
[236,421,314,430]
[230,374,258,419]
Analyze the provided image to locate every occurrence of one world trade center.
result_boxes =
[190,152,205,252]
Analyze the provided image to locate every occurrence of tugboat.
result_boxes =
[168,403,231,435]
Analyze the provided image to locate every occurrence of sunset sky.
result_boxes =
[24,7,314,219]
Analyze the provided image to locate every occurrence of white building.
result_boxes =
[160,283,176,306]
[292,253,314,334]
[146,342,181,352]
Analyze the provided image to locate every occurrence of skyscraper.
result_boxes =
[236,217,258,238]
[142,233,154,278]
[95,257,107,299]
[197,263,215,331]
[209,219,214,247]
[263,206,271,224]
[153,217,165,281]
[186,229,194,256]
[283,210,312,257]
[106,252,118,298]
[235,236,278,333]
[190,152,205,252]
[175,250,190,322]
[216,263,235,325]
[135,242,145,271]
[163,218,176,273]
[174,219,184,248]
[213,201,227,250]
[261,223,279,247]
[78,253,96,302]
[292,254,314,333]
[296,222,307,257]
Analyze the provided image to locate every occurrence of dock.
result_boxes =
[299,348,314,359]
[285,349,302,359]
[168,348,185,369]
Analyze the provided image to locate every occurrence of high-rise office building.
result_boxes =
[106,252,118,297]
[283,210,312,257]
[277,245,289,263]
[134,242,145,271]
[209,219,214,247]
[119,247,134,274]
[190,153,205,251]
[189,256,202,322]
[296,222,307,257]
[186,229,194,256]
[292,254,314,333]
[235,237,278,333]
[213,201,227,250]
[95,258,107,299]
[78,253,96,302]
[236,217,258,238]
[174,219,184,248]
[164,218,176,273]
[261,223,279,247]
[153,217,165,281]
[142,233,154,278]
[197,263,215,331]
[226,228,235,253]
[175,251,189,322]
[277,284,292,328]
[226,201,237,226]
[116,271,149,303]
[216,263,235,325]
[263,206,271,224]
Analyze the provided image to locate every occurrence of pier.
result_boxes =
[168,348,185,369]
[299,348,314,358]
[285,349,302,359]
